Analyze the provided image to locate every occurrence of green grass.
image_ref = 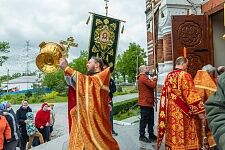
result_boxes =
[41,96,67,103]
[0,85,137,104]
[114,85,137,96]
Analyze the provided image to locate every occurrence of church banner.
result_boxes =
[88,13,120,71]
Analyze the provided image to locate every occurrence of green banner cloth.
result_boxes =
[88,13,120,71]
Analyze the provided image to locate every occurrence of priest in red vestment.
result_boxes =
[157,56,205,150]
[60,57,119,150]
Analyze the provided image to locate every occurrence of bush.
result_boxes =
[0,94,25,104]
[25,91,32,98]
[113,98,138,115]
[130,88,137,93]
[117,86,123,92]
[114,106,139,121]
[58,92,67,97]
[29,97,37,103]
[43,91,59,100]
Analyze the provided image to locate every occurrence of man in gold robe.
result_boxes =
[59,57,119,150]
[194,64,217,149]
[157,56,205,150]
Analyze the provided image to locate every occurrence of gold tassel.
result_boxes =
[86,15,90,25]
[121,24,124,34]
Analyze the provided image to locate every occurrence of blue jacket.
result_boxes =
[26,112,37,136]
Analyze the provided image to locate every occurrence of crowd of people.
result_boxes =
[0,55,224,150]
[0,56,120,150]
[61,55,225,149]
[0,100,55,150]
[136,56,225,150]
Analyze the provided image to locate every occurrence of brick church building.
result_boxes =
[145,0,225,84]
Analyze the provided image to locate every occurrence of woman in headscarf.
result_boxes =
[0,101,20,150]
[35,102,50,143]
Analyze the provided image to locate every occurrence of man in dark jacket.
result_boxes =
[109,78,117,136]
[16,100,32,150]
[137,65,157,143]
[102,59,118,136]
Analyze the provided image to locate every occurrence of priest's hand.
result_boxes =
[59,58,68,70]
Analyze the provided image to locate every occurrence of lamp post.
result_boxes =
[6,68,9,93]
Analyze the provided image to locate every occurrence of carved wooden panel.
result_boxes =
[178,21,202,47]
[172,15,212,77]
[186,51,210,77]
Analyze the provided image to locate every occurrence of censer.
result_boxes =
[36,37,78,73]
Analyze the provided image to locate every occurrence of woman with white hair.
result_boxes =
[217,66,225,75]
[202,64,217,82]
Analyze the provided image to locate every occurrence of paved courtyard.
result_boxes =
[12,94,165,150]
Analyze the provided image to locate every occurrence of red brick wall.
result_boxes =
[163,34,172,61]
[157,39,163,63]
[202,0,224,14]
[147,31,153,43]
[148,53,154,66]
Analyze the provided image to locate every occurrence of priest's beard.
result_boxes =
[86,70,96,75]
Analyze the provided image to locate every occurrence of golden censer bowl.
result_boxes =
[36,42,64,73]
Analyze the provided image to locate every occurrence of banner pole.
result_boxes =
[152,0,156,72]
[151,0,158,112]
[104,0,109,17]
[88,12,126,23]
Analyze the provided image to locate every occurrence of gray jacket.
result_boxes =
[205,72,225,150]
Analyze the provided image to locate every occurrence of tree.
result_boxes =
[0,75,8,83]
[122,43,146,83]
[42,70,67,93]
[0,42,10,66]
[70,50,88,74]
[12,73,22,78]
[114,54,126,82]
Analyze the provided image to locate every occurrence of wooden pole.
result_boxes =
[152,0,156,73]
[223,3,225,39]
[183,47,187,58]
[151,0,158,111]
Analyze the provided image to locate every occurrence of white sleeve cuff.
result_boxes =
[64,76,76,89]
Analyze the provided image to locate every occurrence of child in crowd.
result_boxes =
[48,103,55,139]
[25,112,44,150]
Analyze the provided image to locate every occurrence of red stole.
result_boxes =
[68,86,76,133]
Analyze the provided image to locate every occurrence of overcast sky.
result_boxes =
[0,0,147,75]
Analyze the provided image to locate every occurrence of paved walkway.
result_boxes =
[113,93,138,103]
[12,93,167,150]
[28,106,165,150]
